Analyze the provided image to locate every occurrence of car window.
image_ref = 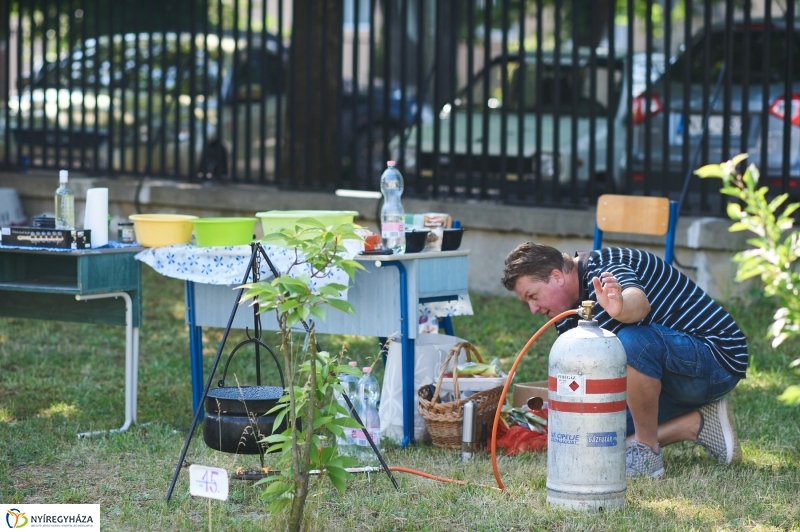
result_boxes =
[671,28,800,84]
[454,58,621,115]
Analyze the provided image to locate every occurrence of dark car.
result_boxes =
[5,31,420,182]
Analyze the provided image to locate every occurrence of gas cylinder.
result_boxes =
[546,301,627,510]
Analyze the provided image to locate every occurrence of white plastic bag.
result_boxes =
[379,333,466,444]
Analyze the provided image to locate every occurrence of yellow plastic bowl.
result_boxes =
[192,217,257,247]
[129,214,198,247]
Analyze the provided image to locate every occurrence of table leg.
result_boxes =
[75,291,137,437]
[378,260,414,447]
[186,281,205,417]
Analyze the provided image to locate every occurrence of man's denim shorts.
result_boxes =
[616,323,740,436]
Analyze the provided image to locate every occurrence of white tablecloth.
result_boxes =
[135,244,472,320]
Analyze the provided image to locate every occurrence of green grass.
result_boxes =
[2,268,800,531]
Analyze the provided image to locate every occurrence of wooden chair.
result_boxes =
[592,194,679,265]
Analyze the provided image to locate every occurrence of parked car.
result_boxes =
[627,20,800,195]
[387,49,664,196]
[5,31,420,182]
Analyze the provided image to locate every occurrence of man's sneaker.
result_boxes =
[626,440,665,478]
[695,398,742,464]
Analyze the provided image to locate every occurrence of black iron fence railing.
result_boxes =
[0,0,795,216]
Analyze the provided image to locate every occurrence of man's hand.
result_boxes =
[592,272,650,323]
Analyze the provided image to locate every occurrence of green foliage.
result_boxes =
[696,155,800,405]
[239,220,365,529]
[255,350,360,514]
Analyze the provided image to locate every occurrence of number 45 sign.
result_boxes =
[189,464,229,501]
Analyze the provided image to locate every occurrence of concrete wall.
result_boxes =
[0,170,752,301]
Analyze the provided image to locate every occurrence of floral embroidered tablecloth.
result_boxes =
[135,244,473,323]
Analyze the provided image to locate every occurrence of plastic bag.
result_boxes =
[379,333,466,443]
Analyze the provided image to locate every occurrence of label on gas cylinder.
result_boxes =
[556,374,586,396]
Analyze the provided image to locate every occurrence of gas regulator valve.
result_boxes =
[577,300,595,321]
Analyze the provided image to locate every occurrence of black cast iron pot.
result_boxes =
[203,385,287,455]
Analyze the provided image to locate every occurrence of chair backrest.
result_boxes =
[592,194,678,265]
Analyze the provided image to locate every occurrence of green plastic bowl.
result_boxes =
[256,210,359,236]
[192,217,257,247]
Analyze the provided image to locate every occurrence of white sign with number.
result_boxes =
[189,464,229,501]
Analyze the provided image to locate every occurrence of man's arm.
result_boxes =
[591,272,650,323]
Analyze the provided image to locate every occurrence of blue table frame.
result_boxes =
[184,249,470,447]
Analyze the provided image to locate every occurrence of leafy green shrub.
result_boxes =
[696,155,800,405]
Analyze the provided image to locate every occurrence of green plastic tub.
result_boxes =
[256,210,359,236]
[192,217,257,247]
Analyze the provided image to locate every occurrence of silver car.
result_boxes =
[628,20,800,195]
[389,49,664,197]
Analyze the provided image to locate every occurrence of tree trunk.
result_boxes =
[282,0,343,188]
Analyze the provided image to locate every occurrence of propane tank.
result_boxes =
[546,301,627,510]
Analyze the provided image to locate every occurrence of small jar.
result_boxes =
[118,222,135,243]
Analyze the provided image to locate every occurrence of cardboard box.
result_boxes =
[512,381,549,408]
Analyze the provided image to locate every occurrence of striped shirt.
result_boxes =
[555,248,748,379]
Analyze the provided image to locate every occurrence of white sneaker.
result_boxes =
[695,398,742,464]
[625,440,665,479]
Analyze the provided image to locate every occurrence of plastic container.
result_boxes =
[380,162,405,254]
[256,210,358,236]
[192,217,257,247]
[0,188,26,226]
[129,214,198,247]
[404,229,429,253]
[355,366,381,461]
[441,228,465,251]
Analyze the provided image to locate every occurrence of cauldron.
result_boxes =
[202,337,288,455]
[203,385,287,455]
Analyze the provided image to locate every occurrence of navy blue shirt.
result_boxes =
[555,248,748,379]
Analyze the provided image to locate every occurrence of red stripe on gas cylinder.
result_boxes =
[548,376,626,394]
[549,399,627,414]
[586,378,626,394]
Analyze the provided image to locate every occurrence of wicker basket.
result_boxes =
[417,342,504,449]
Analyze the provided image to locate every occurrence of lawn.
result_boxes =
[1,268,799,531]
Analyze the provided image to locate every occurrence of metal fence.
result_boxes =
[1,0,796,215]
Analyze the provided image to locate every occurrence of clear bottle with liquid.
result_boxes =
[54,169,74,230]
[334,360,360,457]
[380,161,405,254]
[355,366,381,461]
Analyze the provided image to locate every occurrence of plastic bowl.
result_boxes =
[129,214,198,247]
[441,227,465,251]
[192,217,257,247]
[256,210,359,236]
[404,230,429,253]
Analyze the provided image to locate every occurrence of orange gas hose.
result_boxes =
[377,309,577,492]
[490,309,578,490]
[387,467,502,491]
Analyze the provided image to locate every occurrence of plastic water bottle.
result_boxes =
[380,161,405,254]
[54,169,74,230]
[334,361,359,456]
[355,366,381,461]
